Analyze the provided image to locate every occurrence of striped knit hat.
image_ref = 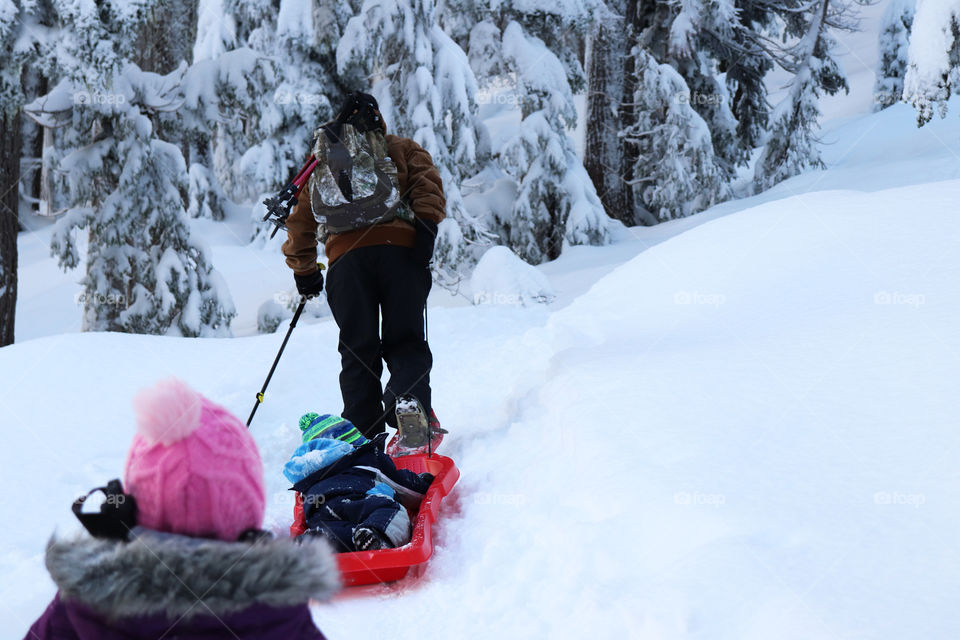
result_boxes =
[299,413,369,446]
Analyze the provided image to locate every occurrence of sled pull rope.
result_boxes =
[424,290,433,458]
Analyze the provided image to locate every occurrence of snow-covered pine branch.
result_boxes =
[621,47,727,221]
[754,0,853,191]
[337,0,494,268]
[498,21,611,263]
[903,0,960,126]
[25,6,236,337]
[873,0,915,112]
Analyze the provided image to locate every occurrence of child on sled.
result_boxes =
[284,413,434,551]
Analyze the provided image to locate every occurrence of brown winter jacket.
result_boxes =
[282,134,447,274]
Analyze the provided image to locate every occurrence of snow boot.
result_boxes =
[352,526,389,551]
[386,395,447,457]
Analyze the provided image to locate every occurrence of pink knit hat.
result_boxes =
[123,378,266,542]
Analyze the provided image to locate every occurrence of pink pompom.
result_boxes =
[133,378,203,445]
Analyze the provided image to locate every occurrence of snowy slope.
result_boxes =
[315,180,960,639]
[6,6,960,638]
[3,171,959,638]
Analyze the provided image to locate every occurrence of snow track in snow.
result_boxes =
[6,91,960,640]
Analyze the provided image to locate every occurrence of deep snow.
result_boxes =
[5,7,960,638]
[5,168,960,639]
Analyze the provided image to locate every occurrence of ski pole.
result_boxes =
[262,156,318,238]
[246,298,307,428]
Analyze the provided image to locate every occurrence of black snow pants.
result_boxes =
[324,244,433,439]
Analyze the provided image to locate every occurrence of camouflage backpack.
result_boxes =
[308,122,413,239]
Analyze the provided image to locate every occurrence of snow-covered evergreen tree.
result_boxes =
[439,0,600,92]
[237,0,347,201]
[338,0,494,267]
[193,0,236,62]
[179,44,278,225]
[903,0,960,126]
[194,0,275,205]
[26,0,235,336]
[464,18,505,83]
[590,0,770,223]
[667,0,742,177]
[724,0,778,155]
[498,21,610,262]
[754,0,852,191]
[605,0,731,222]
[622,47,727,221]
[171,0,229,221]
[190,0,350,237]
[434,0,614,258]
[874,0,915,111]
[501,0,600,96]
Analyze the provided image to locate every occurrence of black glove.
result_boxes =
[294,269,324,297]
[412,218,438,268]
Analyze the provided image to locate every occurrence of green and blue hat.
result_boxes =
[299,412,369,446]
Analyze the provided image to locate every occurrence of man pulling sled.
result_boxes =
[278,91,447,455]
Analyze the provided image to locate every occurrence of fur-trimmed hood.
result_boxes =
[45,527,341,621]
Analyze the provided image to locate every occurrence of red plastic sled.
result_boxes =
[332,453,459,586]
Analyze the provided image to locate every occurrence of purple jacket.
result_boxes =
[24,527,341,639]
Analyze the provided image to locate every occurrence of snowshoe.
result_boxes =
[386,396,447,457]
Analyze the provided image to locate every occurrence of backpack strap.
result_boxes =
[323,124,354,202]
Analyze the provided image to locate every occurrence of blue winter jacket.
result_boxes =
[284,433,433,551]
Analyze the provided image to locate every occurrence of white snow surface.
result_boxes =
[6,14,960,640]
[5,100,960,636]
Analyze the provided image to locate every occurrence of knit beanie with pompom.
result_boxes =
[123,378,266,542]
